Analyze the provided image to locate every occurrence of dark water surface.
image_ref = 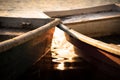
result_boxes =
[17,52,92,80]
[17,50,120,80]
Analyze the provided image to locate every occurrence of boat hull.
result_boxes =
[0,28,54,80]
[65,32,120,79]
[0,28,55,80]
[0,17,60,80]
[65,16,120,37]
[57,23,120,79]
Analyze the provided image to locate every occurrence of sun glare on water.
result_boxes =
[51,27,78,58]
[51,27,80,70]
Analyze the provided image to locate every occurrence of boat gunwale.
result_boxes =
[63,14,120,25]
[57,24,120,57]
[70,29,120,57]
[44,3,120,25]
[44,3,120,17]
[0,18,61,53]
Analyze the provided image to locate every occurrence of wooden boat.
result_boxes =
[0,17,60,80]
[45,3,120,79]
[57,24,120,79]
[44,4,120,36]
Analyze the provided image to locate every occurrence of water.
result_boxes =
[17,49,120,80]
[17,51,94,80]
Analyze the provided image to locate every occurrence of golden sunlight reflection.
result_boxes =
[56,62,65,70]
[51,27,80,70]
[51,27,79,58]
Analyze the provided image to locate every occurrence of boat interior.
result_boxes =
[53,4,120,24]
[94,34,120,46]
[0,17,54,42]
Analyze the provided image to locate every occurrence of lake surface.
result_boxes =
[17,50,120,80]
